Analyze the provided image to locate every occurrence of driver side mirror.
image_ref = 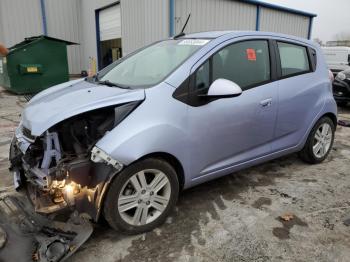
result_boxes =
[205,79,242,98]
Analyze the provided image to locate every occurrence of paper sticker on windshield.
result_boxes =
[178,39,210,46]
[246,48,256,61]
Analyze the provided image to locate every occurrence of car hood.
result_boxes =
[22,79,145,136]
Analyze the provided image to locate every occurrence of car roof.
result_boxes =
[182,30,314,46]
[322,46,350,51]
[182,31,232,39]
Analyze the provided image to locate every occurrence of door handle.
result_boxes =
[260,98,272,107]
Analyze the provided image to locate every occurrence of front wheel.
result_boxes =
[103,158,179,234]
[299,117,335,164]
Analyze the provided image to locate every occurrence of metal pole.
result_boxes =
[169,0,175,36]
[40,0,48,35]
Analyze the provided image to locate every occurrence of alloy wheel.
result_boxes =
[313,123,333,158]
[117,169,171,226]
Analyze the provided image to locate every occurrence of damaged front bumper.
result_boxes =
[9,125,122,222]
[4,126,125,261]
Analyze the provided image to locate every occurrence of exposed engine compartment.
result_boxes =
[10,102,139,219]
[21,107,115,211]
[54,106,115,157]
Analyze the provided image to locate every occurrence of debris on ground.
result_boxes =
[0,226,6,249]
[252,197,272,209]
[338,120,350,127]
[323,218,335,230]
[0,190,93,262]
[273,214,308,240]
[280,212,294,221]
[343,218,350,226]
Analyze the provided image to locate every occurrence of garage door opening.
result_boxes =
[96,3,122,70]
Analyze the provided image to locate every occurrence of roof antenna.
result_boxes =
[174,13,191,39]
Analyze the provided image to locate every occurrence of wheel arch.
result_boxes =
[137,152,185,191]
[298,110,337,152]
[321,112,337,129]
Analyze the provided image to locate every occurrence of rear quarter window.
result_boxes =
[277,42,310,77]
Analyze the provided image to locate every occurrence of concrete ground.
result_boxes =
[1,86,350,262]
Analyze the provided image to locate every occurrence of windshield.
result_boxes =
[99,39,210,87]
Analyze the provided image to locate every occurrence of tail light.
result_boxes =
[328,70,334,82]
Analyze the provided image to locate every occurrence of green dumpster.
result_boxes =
[0,35,77,94]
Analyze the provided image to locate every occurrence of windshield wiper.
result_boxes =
[96,80,130,89]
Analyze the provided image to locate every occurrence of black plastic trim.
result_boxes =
[172,77,190,104]
[307,47,317,72]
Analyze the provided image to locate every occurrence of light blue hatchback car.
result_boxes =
[10,31,337,234]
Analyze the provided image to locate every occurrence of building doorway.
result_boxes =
[96,3,122,70]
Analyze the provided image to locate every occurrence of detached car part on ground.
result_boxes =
[333,68,350,107]
[0,190,92,262]
[3,31,337,260]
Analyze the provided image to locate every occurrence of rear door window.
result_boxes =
[277,42,310,77]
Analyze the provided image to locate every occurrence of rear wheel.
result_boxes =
[299,117,335,164]
[103,158,179,234]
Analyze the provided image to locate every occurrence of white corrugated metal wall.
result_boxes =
[259,7,310,38]
[79,0,117,72]
[0,0,314,75]
[121,0,169,55]
[0,0,82,75]
[0,0,43,47]
[120,0,146,55]
[45,0,83,75]
[175,0,257,34]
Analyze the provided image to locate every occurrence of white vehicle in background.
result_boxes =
[322,46,350,75]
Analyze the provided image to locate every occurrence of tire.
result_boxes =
[103,158,179,234]
[299,117,335,164]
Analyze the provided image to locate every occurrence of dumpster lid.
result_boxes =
[9,35,78,53]
[24,35,78,45]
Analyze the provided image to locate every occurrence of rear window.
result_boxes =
[278,42,310,77]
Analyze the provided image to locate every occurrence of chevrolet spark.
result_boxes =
[10,31,337,234]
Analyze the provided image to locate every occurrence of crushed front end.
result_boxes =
[9,106,125,221]
[2,79,144,261]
